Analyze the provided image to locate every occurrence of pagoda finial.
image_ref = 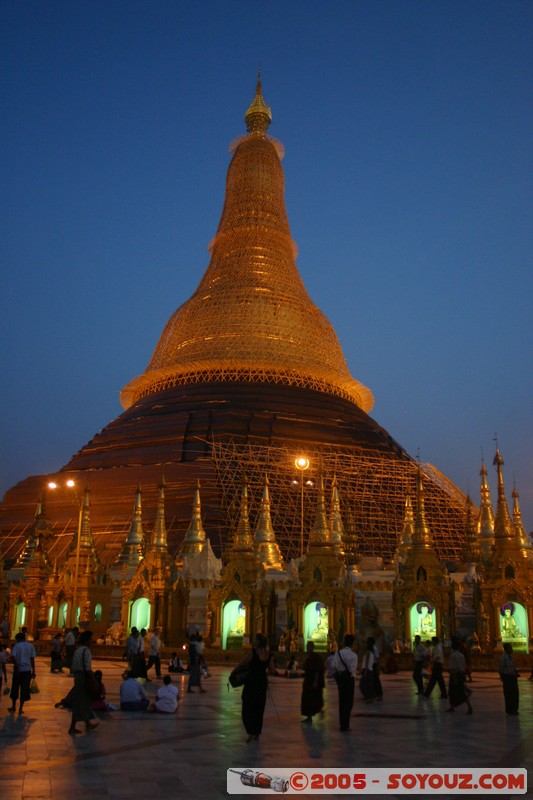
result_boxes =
[329,477,345,556]
[308,474,333,551]
[244,70,272,134]
[512,482,532,552]
[179,480,206,557]
[493,448,513,539]
[396,491,414,562]
[254,475,283,569]
[233,474,254,553]
[477,458,495,560]
[150,480,168,550]
[412,469,433,547]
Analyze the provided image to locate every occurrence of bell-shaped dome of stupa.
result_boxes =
[121,76,373,413]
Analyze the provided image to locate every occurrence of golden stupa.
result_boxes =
[121,76,373,413]
[0,78,468,568]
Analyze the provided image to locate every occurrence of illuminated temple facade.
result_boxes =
[1,79,532,654]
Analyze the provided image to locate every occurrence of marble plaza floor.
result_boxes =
[0,657,532,799]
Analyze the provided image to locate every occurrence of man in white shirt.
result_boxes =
[153,675,179,713]
[119,671,150,711]
[332,634,358,732]
[9,632,36,715]
[424,636,448,699]
[147,628,162,678]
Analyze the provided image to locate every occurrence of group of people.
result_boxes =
[232,630,526,742]
[123,626,163,680]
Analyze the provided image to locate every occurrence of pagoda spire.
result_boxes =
[512,483,532,553]
[150,480,168,551]
[254,475,283,569]
[329,477,345,556]
[396,492,414,563]
[116,487,144,566]
[14,494,52,570]
[477,460,495,560]
[412,469,434,548]
[233,475,254,553]
[308,475,334,552]
[461,494,482,564]
[179,480,207,557]
[493,449,513,540]
[75,486,100,568]
[245,69,272,134]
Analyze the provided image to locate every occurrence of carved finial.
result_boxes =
[244,71,272,134]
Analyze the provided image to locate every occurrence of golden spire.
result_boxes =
[512,483,532,552]
[232,475,254,553]
[179,479,207,557]
[78,486,100,564]
[412,470,434,548]
[150,480,168,550]
[308,475,334,552]
[253,475,283,569]
[121,78,373,414]
[477,460,495,559]
[461,494,482,564]
[396,492,414,562]
[493,449,513,539]
[244,70,272,134]
[115,486,144,565]
[329,477,345,555]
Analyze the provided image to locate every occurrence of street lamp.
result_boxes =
[295,457,310,557]
[48,479,82,627]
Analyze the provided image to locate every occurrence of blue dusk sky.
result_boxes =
[1,2,532,529]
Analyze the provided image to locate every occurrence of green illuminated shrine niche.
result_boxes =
[130,597,150,631]
[500,602,529,653]
[223,599,246,650]
[14,602,26,632]
[59,602,68,628]
[410,602,436,643]
[304,602,328,651]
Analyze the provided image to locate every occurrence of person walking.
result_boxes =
[499,643,519,715]
[360,638,375,702]
[412,635,426,696]
[9,631,36,715]
[300,641,325,723]
[331,634,358,732]
[69,630,99,734]
[124,627,144,678]
[50,633,64,673]
[187,633,206,693]
[424,636,447,699]
[64,627,78,673]
[446,637,473,715]
[239,633,277,742]
[147,627,162,678]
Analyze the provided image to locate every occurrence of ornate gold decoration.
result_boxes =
[253,476,283,569]
[179,479,207,558]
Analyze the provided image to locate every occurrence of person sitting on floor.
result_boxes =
[119,670,150,712]
[152,675,179,713]
[168,652,185,673]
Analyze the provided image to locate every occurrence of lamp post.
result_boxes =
[295,457,310,557]
[49,479,82,628]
